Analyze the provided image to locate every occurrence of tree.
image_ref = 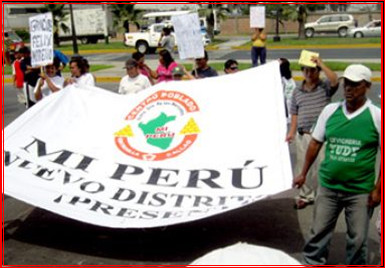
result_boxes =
[329,4,350,12]
[41,4,69,47]
[198,4,229,40]
[110,4,141,35]
[264,4,308,39]
[296,5,307,39]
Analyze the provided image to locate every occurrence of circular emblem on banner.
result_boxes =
[114,90,200,161]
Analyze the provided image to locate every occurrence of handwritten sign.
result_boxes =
[298,50,320,68]
[250,6,265,28]
[29,12,53,67]
[171,13,204,60]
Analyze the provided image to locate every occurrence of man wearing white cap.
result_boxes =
[294,64,381,265]
[118,59,151,95]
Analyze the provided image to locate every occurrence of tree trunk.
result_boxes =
[207,12,215,40]
[54,31,60,47]
[123,20,129,33]
[297,5,307,40]
[298,22,305,39]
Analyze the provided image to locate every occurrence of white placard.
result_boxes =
[250,6,266,28]
[4,62,292,228]
[29,12,54,67]
[171,13,204,59]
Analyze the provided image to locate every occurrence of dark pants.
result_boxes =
[25,83,36,108]
[251,46,267,67]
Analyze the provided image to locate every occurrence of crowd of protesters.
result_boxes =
[8,28,381,266]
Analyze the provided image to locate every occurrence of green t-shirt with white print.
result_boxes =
[312,100,381,194]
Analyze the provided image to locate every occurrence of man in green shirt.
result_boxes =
[293,64,381,265]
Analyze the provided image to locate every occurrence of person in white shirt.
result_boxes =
[64,56,95,87]
[279,58,296,121]
[118,59,151,95]
[158,27,175,55]
[34,57,65,101]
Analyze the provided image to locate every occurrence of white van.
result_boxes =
[141,10,220,35]
[124,22,211,54]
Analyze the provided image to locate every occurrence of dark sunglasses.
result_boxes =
[230,66,238,70]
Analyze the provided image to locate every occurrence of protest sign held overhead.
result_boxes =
[298,50,320,68]
[171,13,205,60]
[250,6,266,28]
[4,62,292,228]
[29,12,54,67]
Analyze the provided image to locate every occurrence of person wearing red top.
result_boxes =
[12,48,25,104]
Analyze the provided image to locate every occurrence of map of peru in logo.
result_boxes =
[114,90,200,161]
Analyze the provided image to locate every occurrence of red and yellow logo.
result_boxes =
[114,90,200,161]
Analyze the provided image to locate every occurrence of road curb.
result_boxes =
[233,43,381,51]
[60,45,220,56]
[58,43,379,55]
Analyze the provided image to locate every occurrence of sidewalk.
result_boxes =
[3,59,381,84]
[3,36,381,83]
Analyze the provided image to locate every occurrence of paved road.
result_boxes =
[80,47,381,63]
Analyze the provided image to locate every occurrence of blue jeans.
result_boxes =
[303,186,373,265]
[251,46,266,67]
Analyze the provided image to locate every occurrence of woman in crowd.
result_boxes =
[148,49,178,83]
[64,56,95,87]
[34,57,64,101]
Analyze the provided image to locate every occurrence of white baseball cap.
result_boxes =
[342,64,372,82]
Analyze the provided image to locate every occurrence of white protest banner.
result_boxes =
[4,62,292,228]
[29,12,54,67]
[250,6,266,28]
[171,13,204,59]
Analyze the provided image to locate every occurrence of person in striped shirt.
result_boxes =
[286,55,339,209]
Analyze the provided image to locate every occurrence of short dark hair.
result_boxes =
[301,65,321,72]
[162,27,171,35]
[52,57,61,69]
[19,46,30,54]
[159,49,174,69]
[82,57,90,70]
[132,51,144,61]
[224,59,238,70]
[279,58,292,80]
[70,56,87,74]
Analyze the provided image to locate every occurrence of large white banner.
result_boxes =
[29,12,54,67]
[4,62,292,228]
[171,13,205,59]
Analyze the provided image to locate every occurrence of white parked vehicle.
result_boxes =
[124,22,211,54]
[305,14,355,38]
[58,8,114,44]
[141,10,220,35]
[348,20,381,38]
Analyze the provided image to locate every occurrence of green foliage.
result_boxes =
[41,4,69,46]
[42,4,69,33]
[198,4,229,39]
[110,4,141,33]
[15,30,30,43]
[307,4,327,12]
